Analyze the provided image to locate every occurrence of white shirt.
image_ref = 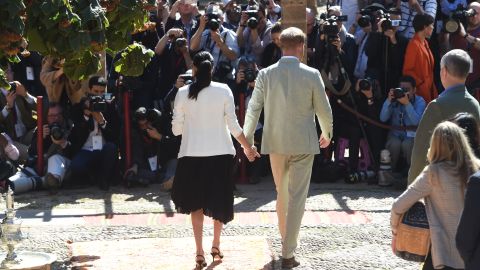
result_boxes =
[172,82,242,158]
[81,115,106,151]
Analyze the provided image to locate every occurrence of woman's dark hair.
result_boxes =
[412,13,434,33]
[449,112,480,157]
[188,51,214,100]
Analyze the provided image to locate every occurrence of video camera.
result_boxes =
[206,13,221,31]
[168,31,187,49]
[381,13,401,31]
[445,5,477,33]
[245,10,259,29]
[319,15,343,41]
[357,4,387,28]
[49,123,66,141]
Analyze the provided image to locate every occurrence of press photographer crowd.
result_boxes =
[0,0,480,189]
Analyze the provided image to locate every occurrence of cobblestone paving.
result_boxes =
[6,179,420,270]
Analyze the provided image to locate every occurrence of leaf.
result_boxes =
[0,68,10,90]
[26,28,49,54]
[114,43,153,76]
[68,31,91,52]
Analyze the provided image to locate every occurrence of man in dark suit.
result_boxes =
[69,76,120,190]
[0,81,37,163]
[408,49,480,185]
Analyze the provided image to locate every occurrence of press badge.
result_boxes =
[148,156,158,171]
[26,67,34,81]
[92,135,103,150]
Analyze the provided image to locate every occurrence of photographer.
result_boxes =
[155,28,192,99]
[307,8,320,67]
[397,0,437,39]
[261,22,282,68]
[190,3,239,84]
[165,0,200,43]
[365,8,409,93]
[379,76,426,173]
[266,0,281,24]
[40,56,83,108]
[222,0,242,31]
[450,2,480,89]
[26,103,74,193]
[125,107,177,190]
[0,81,37,163]
[237,3,272,66]
[69,76,121,190]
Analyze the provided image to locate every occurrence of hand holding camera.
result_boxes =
[145,127,162,141]
[357,78,373,98]
[167,28,183,39]
[236,69,245,84]
[388,88,409,104]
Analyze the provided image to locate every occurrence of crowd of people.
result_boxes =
[1,0,480,269]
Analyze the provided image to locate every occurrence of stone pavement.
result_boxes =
[2,177,422,270]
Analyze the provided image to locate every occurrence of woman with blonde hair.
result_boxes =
[391,121,480,270]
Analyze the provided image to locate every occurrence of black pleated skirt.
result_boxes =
[171,154,234,224]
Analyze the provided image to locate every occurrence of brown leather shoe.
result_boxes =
[45,173,60,195]
[281,256,300,269]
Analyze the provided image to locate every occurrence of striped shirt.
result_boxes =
[397,0,437,39]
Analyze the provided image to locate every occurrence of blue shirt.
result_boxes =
[380,95,427,139]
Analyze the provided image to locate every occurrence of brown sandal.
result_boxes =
[210,247,224,260]
[195,254,207,269]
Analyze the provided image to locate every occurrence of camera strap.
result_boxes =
[321,56,352,96]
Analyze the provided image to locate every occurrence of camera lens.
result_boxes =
[247,17,258,29]
[359,79,371,91]
[358,15,371,28]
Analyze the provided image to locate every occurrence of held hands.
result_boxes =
[243,145,260,162]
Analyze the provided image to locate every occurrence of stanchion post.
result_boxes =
[36,96,44,175]
[123,91,132,171]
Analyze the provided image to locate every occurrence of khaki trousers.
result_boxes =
[269,153,314,259]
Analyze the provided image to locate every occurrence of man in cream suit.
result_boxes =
[243,27,333,268]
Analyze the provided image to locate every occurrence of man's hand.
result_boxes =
[387,89,395,102]
[91,111,106,125]
[397,94,410,105]
[319,134,330,148]
[331,37,342,52]
[167,28,184,38]
[211,30,224,45]
[43,124,50,139]
[240,12,248,26]
[146,127,162,141]
[12,81,27,97]
[459,22,467,38]
[5,91,16,109]
[236,69,245,84]
[51,136,67,147]
[384,29,397,44]
[199,15,208,30]
[175,76,186,89]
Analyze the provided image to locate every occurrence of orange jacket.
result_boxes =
[403,34,438,103]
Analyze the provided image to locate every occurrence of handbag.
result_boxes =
[394,201,430,262]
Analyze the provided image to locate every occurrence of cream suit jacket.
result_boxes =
[244,57,333,155]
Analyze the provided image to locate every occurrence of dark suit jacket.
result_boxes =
[456,172,480,270]
[408,85,480,184]
[69,100,121,155]
[0,93,36,139]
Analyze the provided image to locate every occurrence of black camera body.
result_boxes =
[393,87,407,100]
[8,82,16,93]
[87,95,107,112]
[381,14,401,31]
[445,6,477,33]
[179,74,194,85]
[174,37,187,48]
[213,61,233,82]
[359,78,372,91]
[206,13,221,31]
[49,123,65,141]
[244,67,257,83]
[245,10,259,29]
[321,16,341,41]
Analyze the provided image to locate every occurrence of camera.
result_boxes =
[358,78,372,91]
[179,74,194,85]
[206,13,221,31]
[393,87,407,100]
[320,16,341,41]
[319,13,348,22]
[345,170,375,184]
[213,61,233,82]
[381,14,401,31]
[49,123,65,141]
[244,67,257,83]
[87,95,107,112]
[8,82,16,93]
[174,37,187,48]
[245,10,259,29]
[445,6,477,33]
[358,4,387,28]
